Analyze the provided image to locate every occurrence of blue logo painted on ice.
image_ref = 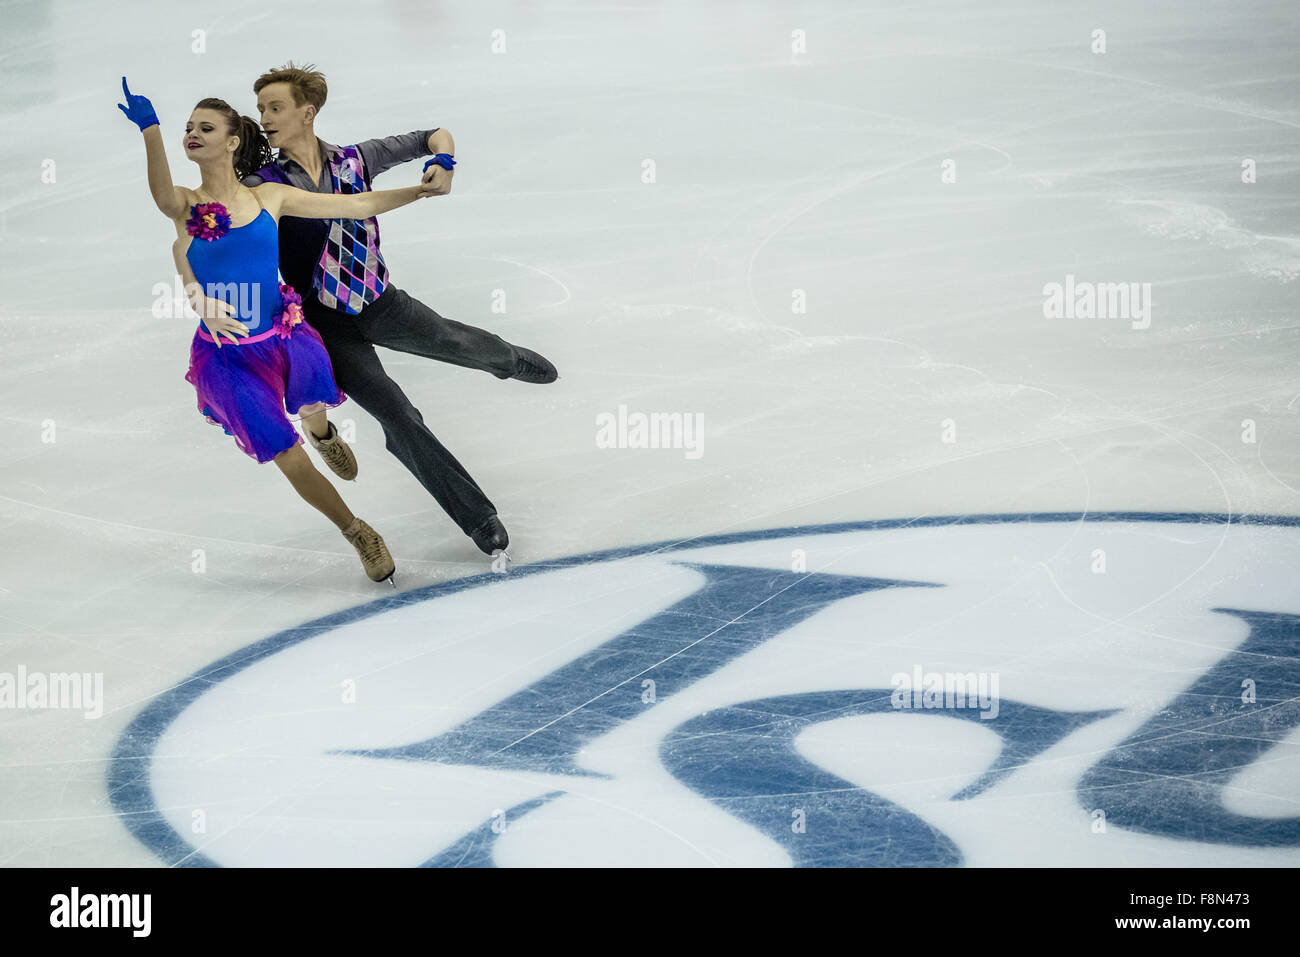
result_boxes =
[109,513,1300,866]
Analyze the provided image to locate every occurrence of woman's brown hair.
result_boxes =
[193,98,273,179]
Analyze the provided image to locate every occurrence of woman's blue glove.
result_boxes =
[117,77,159,131]
[424,153,456,172]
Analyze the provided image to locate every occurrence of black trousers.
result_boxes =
[304,285,517,536]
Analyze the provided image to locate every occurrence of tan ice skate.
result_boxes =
[341,517,396,585]
[307,421,358,481]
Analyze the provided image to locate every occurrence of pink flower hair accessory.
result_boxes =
[186,203,232,242]
[273,283,305,338]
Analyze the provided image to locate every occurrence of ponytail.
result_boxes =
[193,97,273,179]
[234,114,273,179]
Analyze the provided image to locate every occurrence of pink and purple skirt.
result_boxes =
[185,321,346,464]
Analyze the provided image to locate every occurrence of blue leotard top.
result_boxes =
[185,199,281,337]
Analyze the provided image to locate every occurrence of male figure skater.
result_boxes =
[241,62,556,557]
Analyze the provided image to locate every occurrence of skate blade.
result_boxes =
[489,548,512,573]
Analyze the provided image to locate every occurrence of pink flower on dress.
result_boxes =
[186,203,232,241]
[273,283,304,338]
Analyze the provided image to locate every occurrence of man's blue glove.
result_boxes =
[117,77,159,131]
[424,153,456,172]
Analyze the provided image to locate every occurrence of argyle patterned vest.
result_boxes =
[315,145,389,314]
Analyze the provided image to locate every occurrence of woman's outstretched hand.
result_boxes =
[117,77,159,131]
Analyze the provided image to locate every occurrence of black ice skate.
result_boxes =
[506,346,558,384]
[470,514,510,558]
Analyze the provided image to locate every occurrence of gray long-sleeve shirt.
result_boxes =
[241,129,438,311]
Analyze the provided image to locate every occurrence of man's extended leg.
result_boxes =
[306,310,500,538]
[358,286,557,382]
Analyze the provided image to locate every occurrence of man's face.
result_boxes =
[256,82,313,148]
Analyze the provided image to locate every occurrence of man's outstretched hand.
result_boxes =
[117,77,159,132]
[421,154,455,195]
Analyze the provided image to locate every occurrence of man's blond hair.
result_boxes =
[253,61,328,112]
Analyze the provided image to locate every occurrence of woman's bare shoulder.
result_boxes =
[249,182,288,202]
[248,182,287,220]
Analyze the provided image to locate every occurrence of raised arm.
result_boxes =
[118,77,187,220]
[255,181,433,221]
[358,128,456,194]
[142,127,188,220]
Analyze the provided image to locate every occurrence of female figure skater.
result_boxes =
[119,78,436,584]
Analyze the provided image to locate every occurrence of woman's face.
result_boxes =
[183,109,236,164]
